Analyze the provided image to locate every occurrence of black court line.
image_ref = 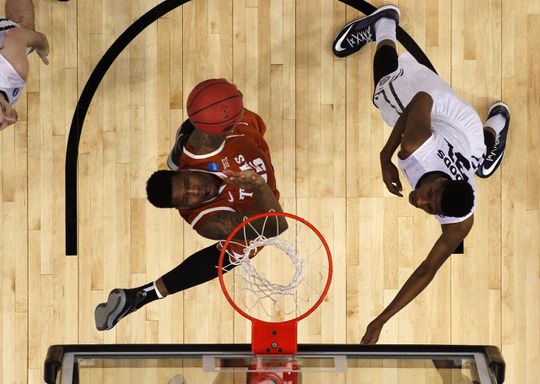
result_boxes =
[65,0,190,255]
[65,0,442,255]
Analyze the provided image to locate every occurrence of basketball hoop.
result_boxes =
[218,211,333,356]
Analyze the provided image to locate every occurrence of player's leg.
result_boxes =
[372,40,398,86]
[332,5,400,58]
[94,243,235,331]
[475,102,510,178]
[5,0,35,30]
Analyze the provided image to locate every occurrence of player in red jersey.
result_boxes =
[95,79,287,331]
[174,108,280,237]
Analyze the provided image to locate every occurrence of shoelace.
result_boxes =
[347,28,373,47]
[486,136,501,162]
[357,29,373,42]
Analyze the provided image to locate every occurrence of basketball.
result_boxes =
[187,78,244,135]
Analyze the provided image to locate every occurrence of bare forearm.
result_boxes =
[381,92,433,161]
[377,262,437,324]
[26,30,47,50]
[374,227,466,325]
[250,184,287,233]
[380,112,407,161]
[198,184,287,240]
[252,184,283,213]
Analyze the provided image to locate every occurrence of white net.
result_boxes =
[219,213,331,323]
[228,232,304,300]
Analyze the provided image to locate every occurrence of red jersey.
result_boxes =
[178,109,279,232]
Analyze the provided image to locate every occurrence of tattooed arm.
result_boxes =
[197,170,287,240]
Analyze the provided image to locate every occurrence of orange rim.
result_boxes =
[217,211,333,324]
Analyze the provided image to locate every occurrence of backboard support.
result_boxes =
[44,344,505,384]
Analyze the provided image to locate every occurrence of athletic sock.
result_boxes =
[484,114,506,135]
[374,18,397,44]
[133,281,164,309]
[483,114,506,153]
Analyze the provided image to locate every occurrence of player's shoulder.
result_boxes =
[237,108,267,135]
[220,134,268,166]
[440,213,474,239]
[242,108,260,120]
[1,25,33,46]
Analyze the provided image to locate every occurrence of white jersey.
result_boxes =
[0,19,25,105]
[374,52,484,224]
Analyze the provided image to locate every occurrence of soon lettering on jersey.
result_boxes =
[437,140,471,181]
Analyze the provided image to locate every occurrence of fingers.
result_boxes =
[393,179,403,197]
[381,162,404,197]
[223,169,254,180]
[223,169,256,178]
[386,183,403,197]
[222,169,240,177]
[360,333,378,345]
[383,178,403,197]
[389,171,403,194]
[39,53,49,65]
[37,49,50,65]
[223,170,262,189]
[37,33,50,65]
[360,323,382,345]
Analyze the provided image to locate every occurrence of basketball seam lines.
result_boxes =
[187,79,230,110]
[189,99,243,123]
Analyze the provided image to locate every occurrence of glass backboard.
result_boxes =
[44,344,505,384]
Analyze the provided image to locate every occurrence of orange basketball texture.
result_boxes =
[187,79,244,135]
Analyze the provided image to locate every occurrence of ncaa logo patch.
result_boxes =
[208,162,220,171]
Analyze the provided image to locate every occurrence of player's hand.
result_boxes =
[36,33,50,65]
[360,320,384,345]
[380,160,403,197]
[223,169,265,190]
[0,99,18,130]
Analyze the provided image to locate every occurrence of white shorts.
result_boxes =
[373,52,485,167]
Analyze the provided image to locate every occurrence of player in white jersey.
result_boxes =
[332,5,510,344]
[0,0,49,131]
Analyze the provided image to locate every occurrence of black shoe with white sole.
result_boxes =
[475,102,510,178]
[94,288,147,331]
[332,5,400,58]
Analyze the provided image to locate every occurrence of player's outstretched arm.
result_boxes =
[360,215,474,344]
[0,27,49,80]
[197,169,288,240]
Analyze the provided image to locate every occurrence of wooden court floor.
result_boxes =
[0,0,538,383]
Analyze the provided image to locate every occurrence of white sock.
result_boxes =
[484,114,506,135]
[375,18,397,44]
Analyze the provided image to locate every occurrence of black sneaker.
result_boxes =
[475,102,510,178]
[94,288,147,331]
[167,119,195,171]
[332,5,400,58]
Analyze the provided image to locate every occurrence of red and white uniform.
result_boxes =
[178,109,279,232]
